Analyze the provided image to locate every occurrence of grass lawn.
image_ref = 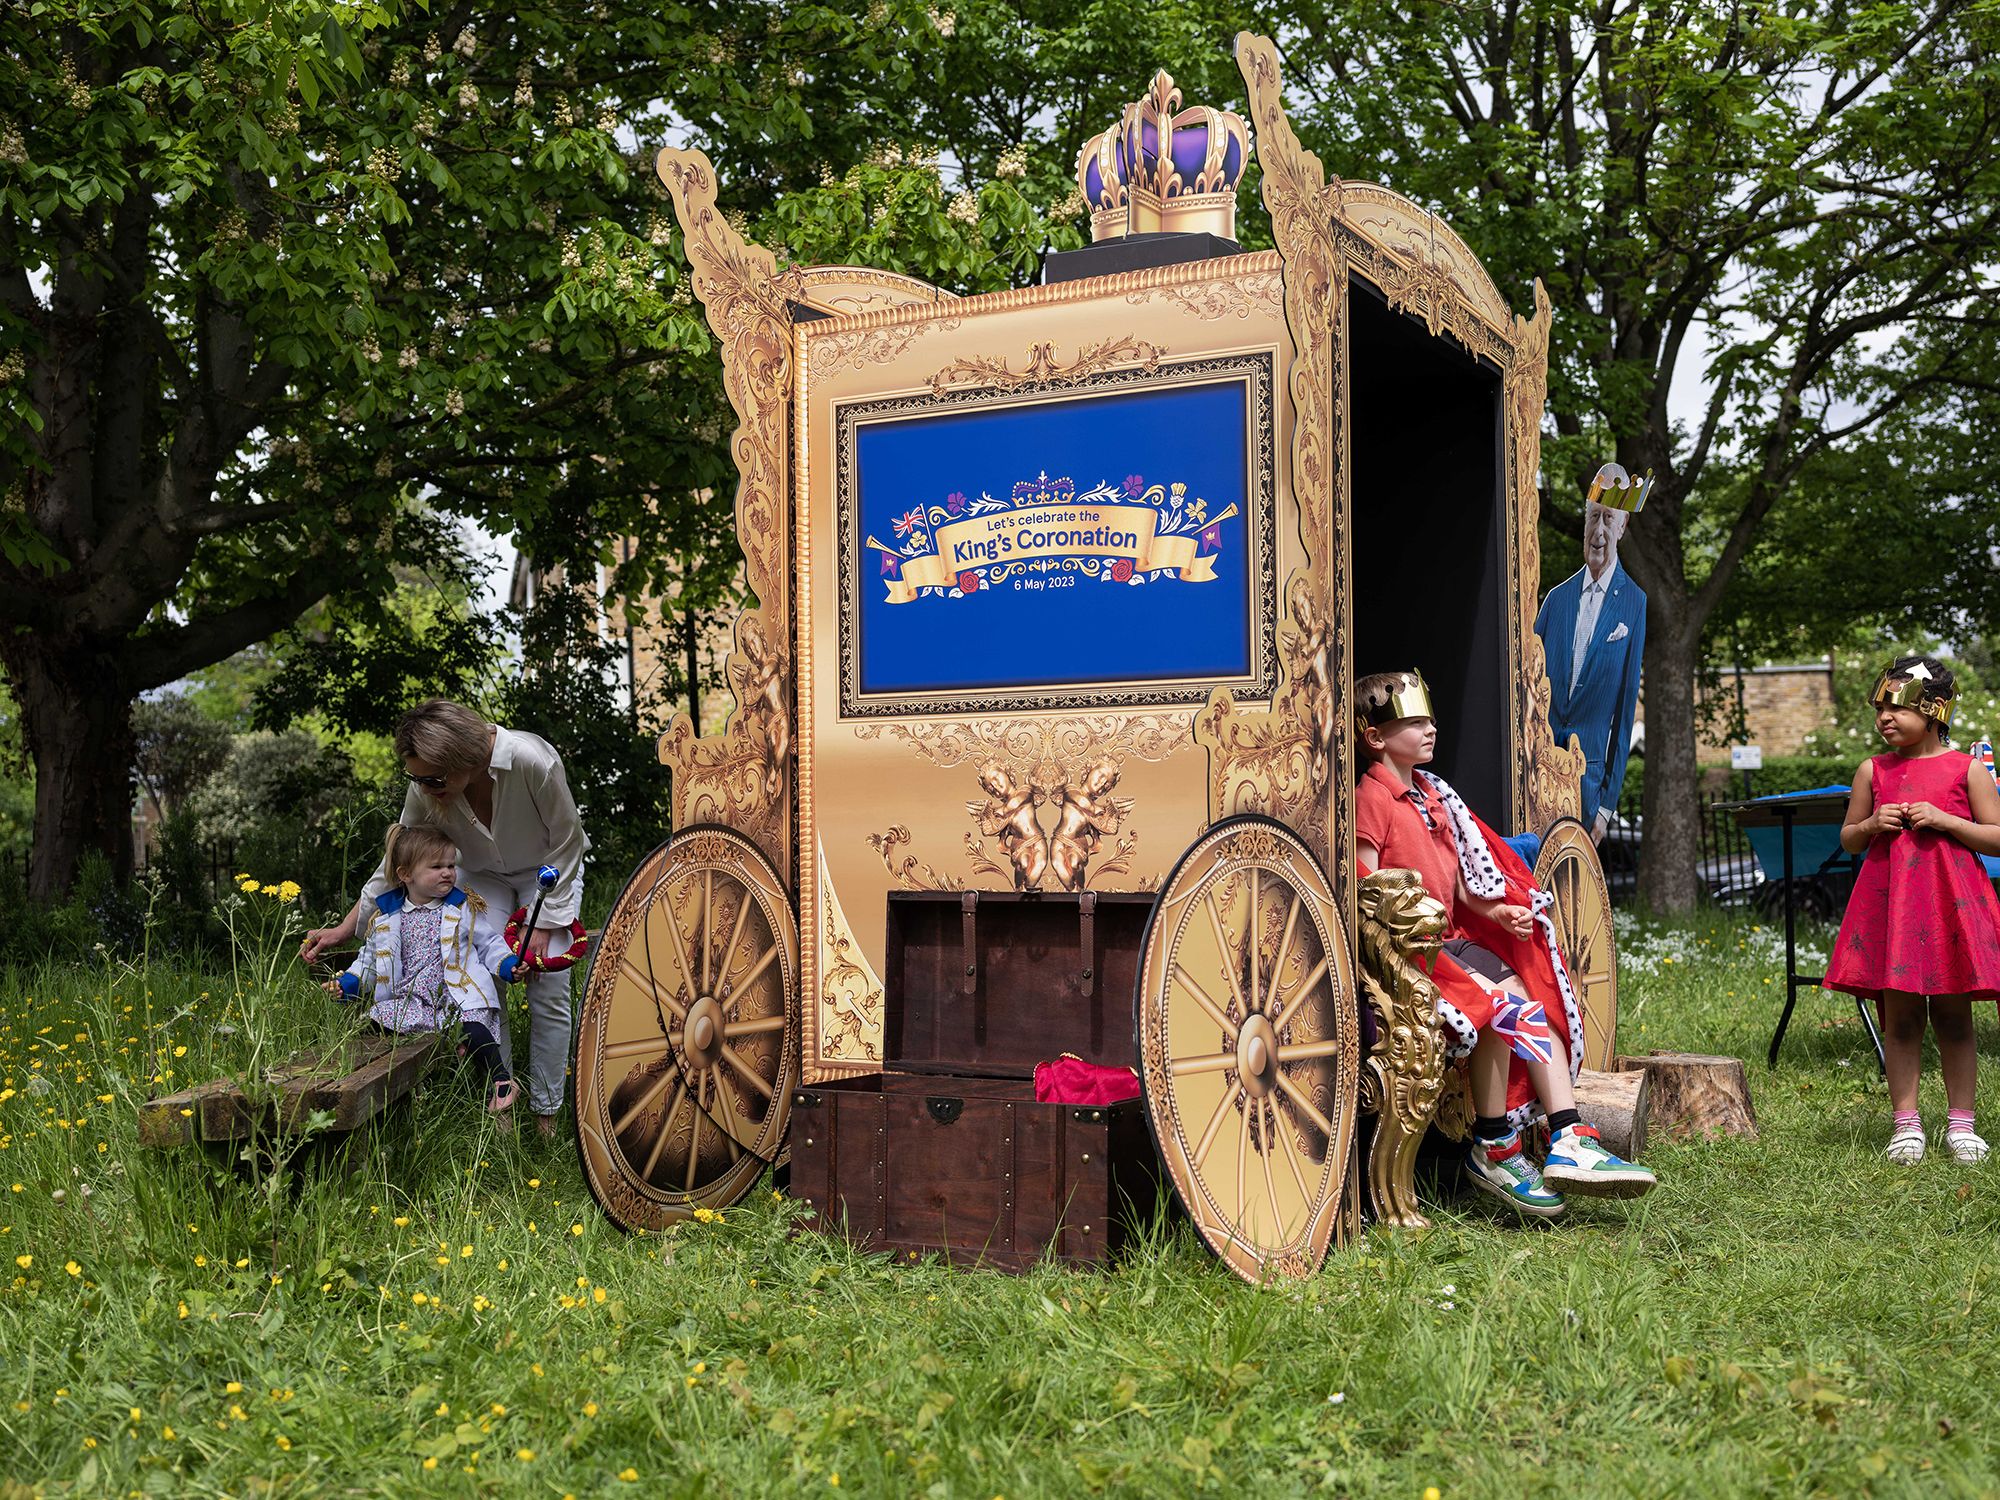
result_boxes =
[1,910,1997,1499]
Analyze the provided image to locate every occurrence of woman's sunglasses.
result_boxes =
[406,772,451,791]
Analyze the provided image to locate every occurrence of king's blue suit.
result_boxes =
[1535,560,1646,828]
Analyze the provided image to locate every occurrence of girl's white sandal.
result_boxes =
[1885,1124,1926,1165]
[1945,1129,1990,1165]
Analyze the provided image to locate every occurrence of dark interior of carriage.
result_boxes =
[1347,274,1512,827]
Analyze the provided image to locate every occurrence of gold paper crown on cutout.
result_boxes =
[1586,462,1653,514]
[1074,71,1250,244]
[1871,665,1957,727]
[1357,670,1435,731]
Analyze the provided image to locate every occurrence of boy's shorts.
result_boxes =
[1442,937,1514,984]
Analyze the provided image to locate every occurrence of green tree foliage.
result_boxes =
[1,0,1083,902]
[130,692,233,815]
[1274,0,2000,907]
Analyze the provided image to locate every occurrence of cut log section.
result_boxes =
[1615,1051,1758,1141]
[1572,1066,1650,1161]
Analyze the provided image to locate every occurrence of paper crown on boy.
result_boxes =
[1870,663,1957,727]
[1357,670,1435,732]
[1586,462,1653,514]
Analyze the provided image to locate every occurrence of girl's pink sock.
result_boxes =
[1947,1109,1976,1134]
[1893,1109,1921,1131]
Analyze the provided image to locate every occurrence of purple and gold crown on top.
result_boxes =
[1075,71,1250,243]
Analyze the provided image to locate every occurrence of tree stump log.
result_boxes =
[1574,1066,1650,1160]
[1615,1051,1758,1141]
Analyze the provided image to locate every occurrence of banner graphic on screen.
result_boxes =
[866,473,1237,604]
[834,356,1278,716]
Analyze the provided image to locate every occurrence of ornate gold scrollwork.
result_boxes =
[1510,283,1587,830]
[656,149,796,881]
[1355,868,1456,1230]
[926,334,1167,397]
[1212,35,1350,925]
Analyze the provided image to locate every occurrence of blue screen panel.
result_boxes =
[846,373,1267,708]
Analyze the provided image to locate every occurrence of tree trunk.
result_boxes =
[1636,590,1701,913]
[4,634,137,901]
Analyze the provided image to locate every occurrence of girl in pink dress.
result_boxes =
[1824,655,2000,1164]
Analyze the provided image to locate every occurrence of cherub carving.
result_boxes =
[1287,579,1337,791]
[967,758,1048,891]
[1048,756,1133,891]
[730,615,791,802]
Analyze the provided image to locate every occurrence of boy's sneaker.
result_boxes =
[1464,1130,1565,1219]
[1884,1123,1925,1165]
[1543,1123,1655,1198]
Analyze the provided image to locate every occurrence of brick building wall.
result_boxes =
[1694,661,1836,759]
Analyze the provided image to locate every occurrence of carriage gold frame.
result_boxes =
[574,33,1621,1277]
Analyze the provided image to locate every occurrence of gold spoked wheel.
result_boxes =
[1137,816,1358,1285]
[1534,816,1617,1072]
[576,825,798,1230]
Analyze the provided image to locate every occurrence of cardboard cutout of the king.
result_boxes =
[1536,465,1649,839]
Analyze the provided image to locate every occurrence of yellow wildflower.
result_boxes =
[277,881,302,902]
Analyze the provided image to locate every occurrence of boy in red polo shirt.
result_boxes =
[1356,669,1654,1217]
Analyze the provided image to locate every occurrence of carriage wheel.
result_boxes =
[576,825,798,1230]
[1137,816,1359,1285]
[1534,816,1618,1072]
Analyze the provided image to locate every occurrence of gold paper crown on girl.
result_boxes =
[1870,664,1957,726]
[1074,71,1251,244]
[1357,670,1435,731]
[1587,462,1654,514]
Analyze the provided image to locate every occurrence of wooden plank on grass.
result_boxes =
[138,1030,450,1148]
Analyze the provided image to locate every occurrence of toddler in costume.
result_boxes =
[1824,655,2000,1164]
[1355,670,1655,1217]
[324,824,531,1118]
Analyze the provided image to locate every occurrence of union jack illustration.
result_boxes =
[891,507,926,538]
[1488,990,1553,1066]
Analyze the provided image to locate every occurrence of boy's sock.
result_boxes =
[1473,1114,1511,1143]
[1893,1109,1922,1132]
[1546,1108,1582,1135]
[1946,1109,1976,1134]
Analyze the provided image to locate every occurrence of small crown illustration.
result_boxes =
[1074,71,1249,244]
[1586,462,1653,514]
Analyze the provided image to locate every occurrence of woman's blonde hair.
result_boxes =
[394,699,492,772]
[383,823,458,885]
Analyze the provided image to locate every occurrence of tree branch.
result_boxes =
[122,565,338,692]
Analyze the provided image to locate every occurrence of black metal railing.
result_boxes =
[1,842,241,899]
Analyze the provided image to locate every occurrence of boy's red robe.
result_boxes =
[1371,794,1586,1127]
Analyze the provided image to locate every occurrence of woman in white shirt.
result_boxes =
[302,699,590,1134]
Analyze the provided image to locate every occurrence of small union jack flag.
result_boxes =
[1488,990,1553,1066]
[891,507,926,537]
[1972,739,1996,787]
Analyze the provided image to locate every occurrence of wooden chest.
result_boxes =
[787,891,1165,1270]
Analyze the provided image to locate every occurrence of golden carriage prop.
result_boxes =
[573,35,1620,1284]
